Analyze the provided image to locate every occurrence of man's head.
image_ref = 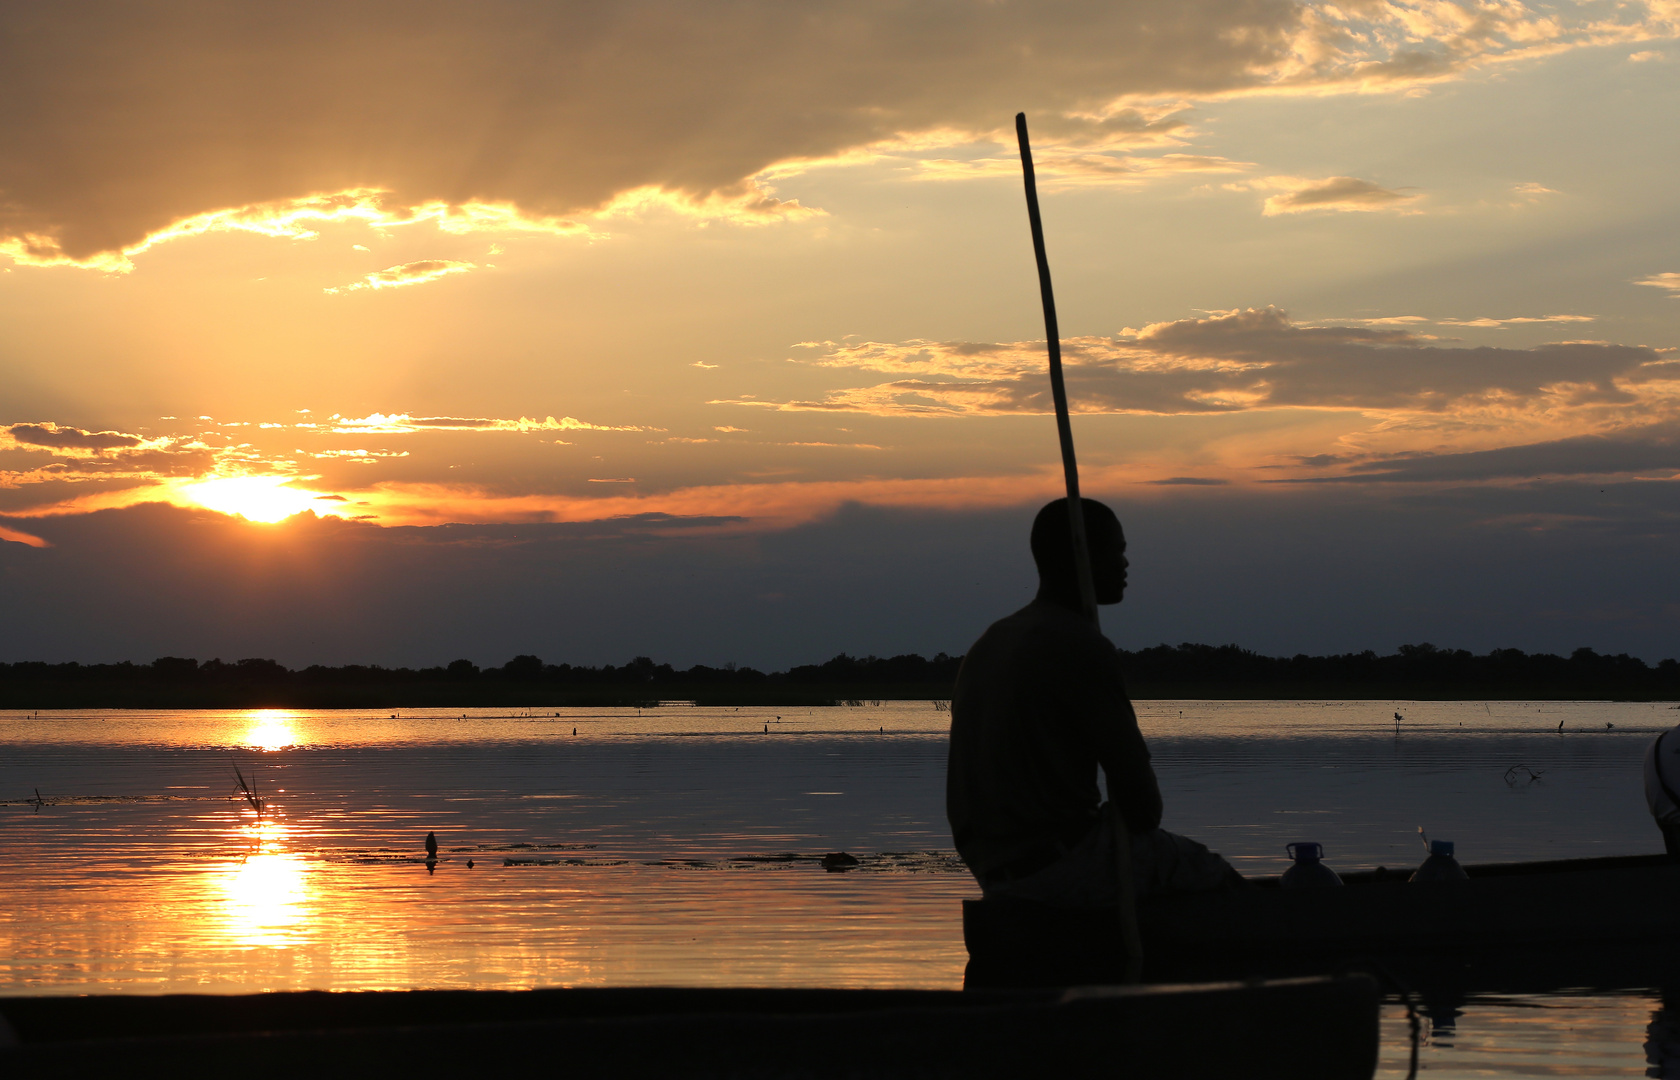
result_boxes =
[1030,498,1127,606]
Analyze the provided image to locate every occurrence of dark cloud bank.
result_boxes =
[2,0,1311,262]
[9,1,1620,265]
[4,479,1678,668]
[1311,426,1680,483]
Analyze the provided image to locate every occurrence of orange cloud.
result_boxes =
[1260,176,1420,215]
[0,522,51,547]
[0,406,683,523]
[0,190,595,273]
[340,472,1088,530]
[0,463,1088,531]
[326,413,657,434]
[747,308,1676,423]
[912,151,1251,187]
[4,422,143,453]
[324,259,476,295]
[1437,315,1596,328]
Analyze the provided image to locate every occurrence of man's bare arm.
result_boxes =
[1086,656,1163,833]
[1101,699,1162,832]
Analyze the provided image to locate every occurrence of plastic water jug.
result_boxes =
[1410,839,1469,882]
[1281,842,1343,888]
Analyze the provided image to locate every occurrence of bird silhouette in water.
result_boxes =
[426,832,438,858]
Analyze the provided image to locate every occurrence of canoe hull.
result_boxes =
[965,853,1680,994]
[1148,854,1680,959]
[1,979,1380,1080]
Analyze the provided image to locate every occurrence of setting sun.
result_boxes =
[180,476,330,523]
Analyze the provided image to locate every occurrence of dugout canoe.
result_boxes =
[965,852,1680,992]
[0,978,1380,1080]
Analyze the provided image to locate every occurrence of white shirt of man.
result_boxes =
[1643,726,1680,823]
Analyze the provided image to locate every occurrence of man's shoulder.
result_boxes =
[976,600,1114,652]
[959,601,1120,688]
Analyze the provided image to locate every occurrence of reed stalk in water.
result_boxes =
[231,762,264,820]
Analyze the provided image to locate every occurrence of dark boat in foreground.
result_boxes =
[966,852,1680,992]
[0,978,1380,1079]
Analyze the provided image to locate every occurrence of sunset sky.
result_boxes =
[3,1,1678,668]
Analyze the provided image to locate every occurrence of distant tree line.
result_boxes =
[0,652,964,707]
[0,643,1675,706]
[0,651,964,688]
[1115,642,1680,699]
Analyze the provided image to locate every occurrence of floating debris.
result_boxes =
[0,794,220,806]
[503,857,629,867]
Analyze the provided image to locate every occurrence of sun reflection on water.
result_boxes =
[243,709,299,751]
[219,822,311,948]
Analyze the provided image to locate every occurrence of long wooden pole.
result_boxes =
[1017,112,1141,981]
[1014,112,1098,629]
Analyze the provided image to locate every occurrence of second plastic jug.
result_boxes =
[1410,839,1469,882]
[1281,842,1343,888]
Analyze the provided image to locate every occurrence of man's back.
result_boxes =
[946,598,1161,879]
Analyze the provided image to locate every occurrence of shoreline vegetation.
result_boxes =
[1,643,1677,708]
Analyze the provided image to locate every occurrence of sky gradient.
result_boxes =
[3,1,1677,667]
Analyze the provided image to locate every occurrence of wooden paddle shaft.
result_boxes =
[1014,113,1098,627]
[1018,113,1140,973]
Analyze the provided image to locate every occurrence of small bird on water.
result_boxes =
[425,832,438,859]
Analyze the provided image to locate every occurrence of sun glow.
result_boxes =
[180,476,327,523]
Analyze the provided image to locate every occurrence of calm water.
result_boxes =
[4,699,1680,1076]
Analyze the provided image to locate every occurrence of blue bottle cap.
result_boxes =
[1287,842,1323,862]
[1430,840,1455,856]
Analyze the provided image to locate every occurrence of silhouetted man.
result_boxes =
[947,498,1239,907]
